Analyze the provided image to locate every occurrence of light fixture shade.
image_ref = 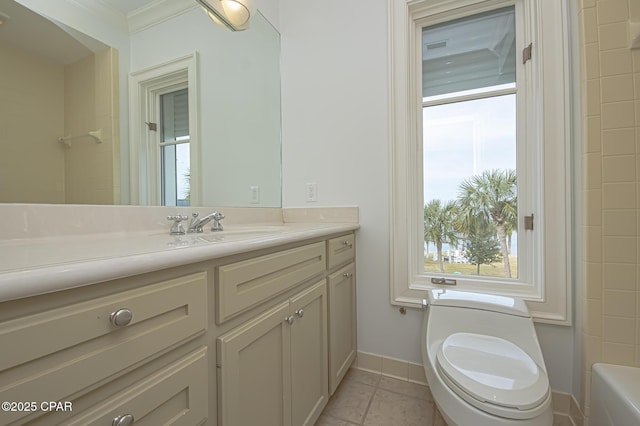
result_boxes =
[196,0,254,31]
[221,1,250,27]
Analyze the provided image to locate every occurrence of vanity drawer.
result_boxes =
[327,233,355,269]
[63,347,208,426]
[216,242,325,323]
[0,272,207,424]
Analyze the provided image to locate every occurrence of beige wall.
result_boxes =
[579,0,640,419]
[0,45,119,205]
[64,47,120,204]
[0,45,66,203]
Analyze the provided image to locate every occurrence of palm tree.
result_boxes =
[457,169,517,277]
[424,199,460,273]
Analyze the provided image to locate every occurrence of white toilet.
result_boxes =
[421,289,553,425]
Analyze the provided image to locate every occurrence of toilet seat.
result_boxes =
[436,332,549,419]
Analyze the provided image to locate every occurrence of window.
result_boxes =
[422,7,520,281]
[160,88,191,206]
[129,54,199,206]
[390,0,572,324]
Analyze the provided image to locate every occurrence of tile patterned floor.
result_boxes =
[316,368,575,426]
[315,368,446,426]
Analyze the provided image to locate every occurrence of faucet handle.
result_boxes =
[167,215,188,235]
[211,211,225,232]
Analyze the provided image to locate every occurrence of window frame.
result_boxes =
[129,53,200,206]
[389,0,572,324]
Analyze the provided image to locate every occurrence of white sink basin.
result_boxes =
[149,225,291,244]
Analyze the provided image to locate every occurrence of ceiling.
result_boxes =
[0,0,164,65]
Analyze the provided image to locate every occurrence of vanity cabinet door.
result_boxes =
[290,281,328,426]
[217,301,292,426]
[217,280,328,426]
[327,263,357,395]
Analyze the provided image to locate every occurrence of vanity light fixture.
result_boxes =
[196,0,254,31]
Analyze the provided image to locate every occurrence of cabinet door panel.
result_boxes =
[327,263,357,394]
[63,347,208,426]
[217,301,291,426]
[290,281,328,426]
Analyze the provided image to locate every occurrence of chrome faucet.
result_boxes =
[188,211,225,233]
[211,211,225,232]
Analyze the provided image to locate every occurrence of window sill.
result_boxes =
[391,282,571,326]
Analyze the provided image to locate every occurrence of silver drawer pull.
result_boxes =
[110,308,133,327]
[343,272,352,278]
[342,240,353,248]
[112,414,134,426]
[295,309,304,318]
[284,315,294,325]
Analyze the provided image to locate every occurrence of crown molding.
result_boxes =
[67,0,129,33]
[127,0,197,34]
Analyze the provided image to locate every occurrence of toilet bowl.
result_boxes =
[421,289,553,425]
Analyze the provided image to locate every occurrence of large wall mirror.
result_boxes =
[0,0,281,207]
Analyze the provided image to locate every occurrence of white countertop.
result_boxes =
[0,222,359,303]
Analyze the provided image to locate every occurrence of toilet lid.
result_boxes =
[436,332,549,411]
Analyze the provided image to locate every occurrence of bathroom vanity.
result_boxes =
[0,211,358,426]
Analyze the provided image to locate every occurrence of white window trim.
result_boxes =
[389,0,572,324]
[129,53,200,206]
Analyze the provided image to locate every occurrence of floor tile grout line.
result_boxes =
[358,378,380,425]
[321,369,436,426]
[353,381,429,402]
[318,412,358,425]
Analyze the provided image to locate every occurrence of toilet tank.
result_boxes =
[590,363,640,426]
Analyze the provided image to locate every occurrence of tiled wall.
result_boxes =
[64,47,120,204]
[579,0,640,420]
[0,45,66,203]
[0,45,119,205]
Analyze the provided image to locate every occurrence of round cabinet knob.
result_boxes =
[110,308,133,327]
[112,414,134,426]
[295,309,304,318]
[342,240,352,247]
[284,315,294,325]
